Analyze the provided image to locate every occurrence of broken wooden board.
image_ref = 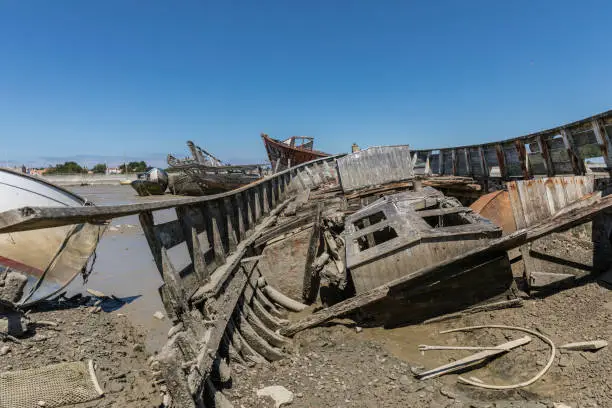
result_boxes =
[507,176,597,290]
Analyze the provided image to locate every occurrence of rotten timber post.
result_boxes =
[560,128,586,175]
[592,119,612,173]
[536,135,555,177]
[514,139,530,179]
[206,201,227,266]
[139,211,163,274]
[495,143,508,180]
[463,148,472,176]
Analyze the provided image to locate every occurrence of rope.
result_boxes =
[439,324,556,390]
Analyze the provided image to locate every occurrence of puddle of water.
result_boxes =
[63,185,183,351]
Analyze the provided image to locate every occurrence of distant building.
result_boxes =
[107,167,123,174]
[28,168,50,176]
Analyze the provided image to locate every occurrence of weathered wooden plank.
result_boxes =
[591,119,612,170]
[235,193,246,242]
[0,155,342,233]
[223,198,238,251]
[206,202,227,265]
[139,211,163,274]
[537,135,554,176]
[191,197,295,302]
[478,146,487,177]
[495,143,507,179]
[514,139,530,179]
[560,128,585,175]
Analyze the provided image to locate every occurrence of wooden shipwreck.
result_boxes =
[345,187,502,294]
[261,134,330,172]
[1,110,612,406]
[167,141,263,195]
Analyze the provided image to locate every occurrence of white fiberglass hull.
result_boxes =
[0,169,104,304]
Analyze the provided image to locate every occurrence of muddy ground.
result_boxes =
[0,302,163,407]
[230,281,611,408]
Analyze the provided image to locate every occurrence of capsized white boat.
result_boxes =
[0,168,105,305]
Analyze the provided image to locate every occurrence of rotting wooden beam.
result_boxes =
[591,119,612,171]
[463,148,472,176]
[478,146,487,178]
[514,139,530,179]
[281,193,612,336]
[191,197,295,303]
[0,155,342,234]
[207,202,227,266]
[139,211,163,274]
[223,198,238,252]
[536,135,554,176]
[560,128,585,175]
[495,143,507,180]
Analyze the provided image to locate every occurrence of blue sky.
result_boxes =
[1,1,611,168]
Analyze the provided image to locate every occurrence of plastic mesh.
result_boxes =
[0,360,103,408]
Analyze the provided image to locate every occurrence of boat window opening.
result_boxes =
[353,211,387,230]
[356,226,399,251]
[423,213,471,228]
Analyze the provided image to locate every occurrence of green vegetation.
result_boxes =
[125,161,148,173]
[92,163,107,174]
[46,161,84,174]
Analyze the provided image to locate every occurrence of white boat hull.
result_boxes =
[0,169,104,304]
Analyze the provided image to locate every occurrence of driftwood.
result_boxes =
[421,298,523,324]
[281,193,612,336]
[559,340,608,351]
[416,336,532,380]
[442,325,556,390]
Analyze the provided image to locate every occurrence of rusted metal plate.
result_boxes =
[470,190,516,234]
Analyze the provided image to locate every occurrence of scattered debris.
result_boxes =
[415,336,532,380]
[559,340,608,351]
[153,311,165,320]
[257,385,294,408]
[86,288,107,298]
[442,325,556,390]
[0,360,103,408]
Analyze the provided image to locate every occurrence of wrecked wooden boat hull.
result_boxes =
[1,111,612,406]
[262,133,329,171]
[345,188,503,294]
[131,168,169,196]
[167,141,263,195]
[167,168,261,195]
[0,168,104,305]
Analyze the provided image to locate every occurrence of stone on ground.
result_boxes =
[257,385,294,408]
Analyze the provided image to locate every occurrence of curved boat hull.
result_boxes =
[0,169,104,304]
[262,134,329,170]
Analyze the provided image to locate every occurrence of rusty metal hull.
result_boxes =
[470,190,516,234]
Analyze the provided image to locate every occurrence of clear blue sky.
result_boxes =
[1,1,611,168]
